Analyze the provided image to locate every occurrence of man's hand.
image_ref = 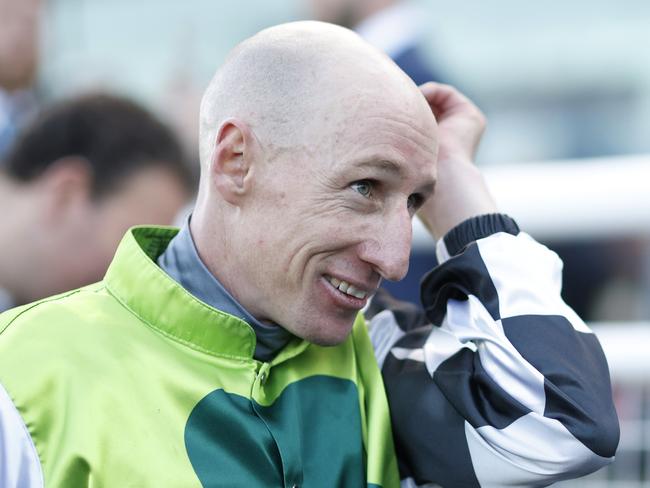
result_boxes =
[418,82,498,241]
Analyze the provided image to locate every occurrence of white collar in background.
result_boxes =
[0,288,15,313]
[354,2,425,58]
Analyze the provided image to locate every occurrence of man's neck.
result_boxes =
[161,218,293,361]
[188,207,242,306]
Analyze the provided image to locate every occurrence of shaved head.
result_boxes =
[198,21,427,168]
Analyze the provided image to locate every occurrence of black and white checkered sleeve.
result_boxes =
[365,214,620,488]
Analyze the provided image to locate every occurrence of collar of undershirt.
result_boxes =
[157,219,293,362]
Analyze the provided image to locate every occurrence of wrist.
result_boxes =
[419,162,498,240]
[435,213,520,263]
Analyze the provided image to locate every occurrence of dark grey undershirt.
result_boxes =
[157,219,293,362]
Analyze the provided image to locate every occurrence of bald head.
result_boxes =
[199,21,427,168]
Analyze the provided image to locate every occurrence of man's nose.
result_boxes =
[358,209,412,282]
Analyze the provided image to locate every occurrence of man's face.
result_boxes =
[236,95,437,345]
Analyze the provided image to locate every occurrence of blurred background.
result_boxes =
[2,0,649,484]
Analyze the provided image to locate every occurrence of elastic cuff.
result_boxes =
[436,213,520,262]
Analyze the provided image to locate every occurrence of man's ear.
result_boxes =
[211,119,256,205]
[38,157,93,223]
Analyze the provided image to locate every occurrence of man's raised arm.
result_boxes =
[365,83,620,487]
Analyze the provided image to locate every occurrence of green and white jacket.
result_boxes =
[0,216,620,487]
[0,226,397,487]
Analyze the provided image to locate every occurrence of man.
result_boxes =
[0,23,618,487]
[0,93,191,311]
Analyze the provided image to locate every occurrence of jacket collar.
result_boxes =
[104,226,259,359]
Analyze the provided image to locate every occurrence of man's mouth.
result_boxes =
[325,275,368,299]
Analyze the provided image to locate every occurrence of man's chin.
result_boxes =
[298,318,356,347]
[307,334,349,347]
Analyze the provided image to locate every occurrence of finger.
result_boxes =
[419,82,477,118]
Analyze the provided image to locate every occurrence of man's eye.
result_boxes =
[351,180,373,198]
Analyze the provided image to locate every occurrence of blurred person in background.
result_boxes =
[0,0,41,161]
[0,93,192,311]
[305,0,444,85]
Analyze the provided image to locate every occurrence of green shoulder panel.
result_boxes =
[351,313,401,488]
[0,282,231,486]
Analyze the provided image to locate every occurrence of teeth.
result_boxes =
[326,276,367,299]
[347,285,366,299]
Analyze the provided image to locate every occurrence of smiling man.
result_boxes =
[0,22,618,488]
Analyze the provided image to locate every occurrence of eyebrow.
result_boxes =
[356,159,404,176]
